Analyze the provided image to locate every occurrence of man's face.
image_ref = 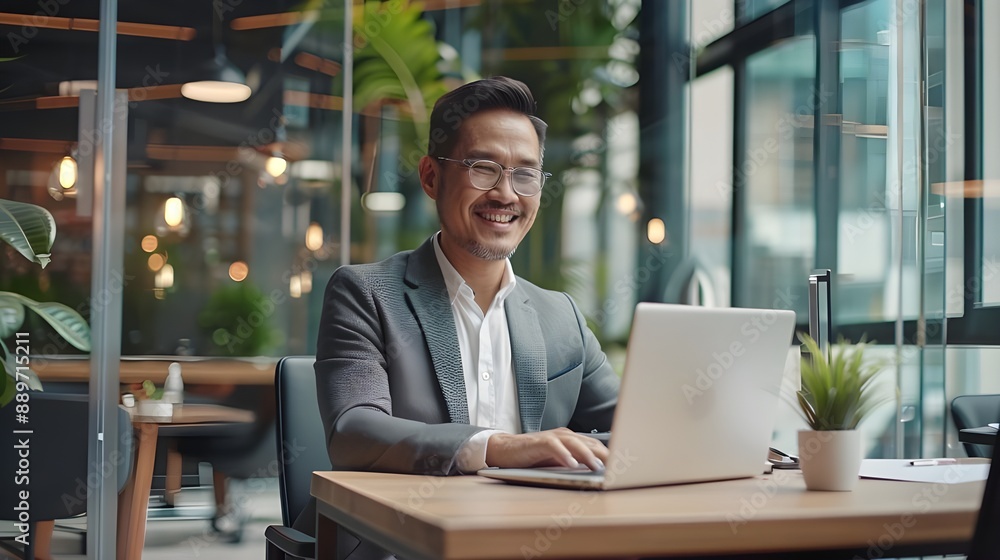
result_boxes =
[420,109,542,261]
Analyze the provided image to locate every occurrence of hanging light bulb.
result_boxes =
[647,218,666,245]
[155,264,175,289]
[164,197,184,227]
[265,155,288,177]
[156,196,191,237]
[305,222,324,251]
[58,155,78,189]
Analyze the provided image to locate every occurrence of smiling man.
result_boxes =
[309,76,619,559]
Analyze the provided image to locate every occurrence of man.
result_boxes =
[305,76,619,558]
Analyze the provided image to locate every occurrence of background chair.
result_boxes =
[0,393,133,559]
[265,356,328,560]
[950,394,1000,457]
[967,401,1000,560]
[170,383,278,541]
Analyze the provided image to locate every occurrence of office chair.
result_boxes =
[950,394,1000,457]
[0,393,133,559]
[265,356,328,560]
[967,404,1000,560]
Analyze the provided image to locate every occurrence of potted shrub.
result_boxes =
[794,333,891,491]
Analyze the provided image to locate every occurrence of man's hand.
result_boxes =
[485,428,608,471]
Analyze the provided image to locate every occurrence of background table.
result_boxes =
[33,356,277,385]
[959,426,997,447]
[117,404,255,560]
[312,470,984,560]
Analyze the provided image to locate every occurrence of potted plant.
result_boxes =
[134,379,174,419]
[794,333,891,491]
[0,199,91,406]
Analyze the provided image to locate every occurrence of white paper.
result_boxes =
[988,423,999,430]
[859,459,990,484]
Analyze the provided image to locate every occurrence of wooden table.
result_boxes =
[117,404,255,560]
[311,470,985,560]
[33,356,278,385]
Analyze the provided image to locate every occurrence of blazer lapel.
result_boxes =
[403,239,470,424]
[506,287,547,433]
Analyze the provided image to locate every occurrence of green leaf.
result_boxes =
[0,292,90,352]
[142,379,162,400]
[0,294,26,339]
[793,332,891,430]
[0,366,13,407]
[0,199,56,268]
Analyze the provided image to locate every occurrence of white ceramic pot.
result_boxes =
[798,429,862,491]
[136,400,173,419]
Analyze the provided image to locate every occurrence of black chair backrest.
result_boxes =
[0,392,133,521]
[951,394,1000,458]
[967,403,1000,560]
[274,356,330,527]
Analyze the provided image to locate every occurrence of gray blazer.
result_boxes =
[315,237,620,476]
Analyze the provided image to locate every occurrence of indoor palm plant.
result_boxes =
[794,332,890,491]
[0,199,92,406]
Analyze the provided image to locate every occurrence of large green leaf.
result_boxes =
[0,292,90,352]
[0,366,12,407]
[0,293,26,339]
[0,199,56,268]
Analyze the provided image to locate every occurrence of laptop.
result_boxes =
[478,302,796,490]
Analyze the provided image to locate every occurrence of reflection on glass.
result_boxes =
[689,67,733,307]
[739,36,816,317]
[983,0,1000,305]
[835,0,900,324]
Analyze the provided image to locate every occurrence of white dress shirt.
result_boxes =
[432,234,521,471]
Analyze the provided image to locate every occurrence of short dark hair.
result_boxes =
[427,76,548,162]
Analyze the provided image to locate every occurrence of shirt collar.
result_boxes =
[431,232,517,307]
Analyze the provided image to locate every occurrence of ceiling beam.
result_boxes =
[0,13,197,40]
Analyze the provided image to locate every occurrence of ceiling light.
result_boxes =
[181,47,251,103]
[361,192,406,213]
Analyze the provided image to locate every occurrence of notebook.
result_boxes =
[478,303,796,490]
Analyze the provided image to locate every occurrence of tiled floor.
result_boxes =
[1,477,282,559]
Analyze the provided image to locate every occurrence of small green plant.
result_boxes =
[795,333,892,431]
[141,379,164,400]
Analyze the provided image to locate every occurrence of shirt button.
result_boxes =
[481,371,491,380]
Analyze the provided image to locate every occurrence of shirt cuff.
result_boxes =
[457,429,505,473]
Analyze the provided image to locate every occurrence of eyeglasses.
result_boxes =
[436,157,551,197]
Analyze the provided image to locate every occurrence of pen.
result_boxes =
[908,458,959,467]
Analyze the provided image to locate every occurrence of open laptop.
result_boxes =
[478,303,796,490]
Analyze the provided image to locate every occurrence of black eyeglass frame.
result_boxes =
[435,157,551,197]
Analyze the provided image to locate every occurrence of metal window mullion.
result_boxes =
[86,0,124,557]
